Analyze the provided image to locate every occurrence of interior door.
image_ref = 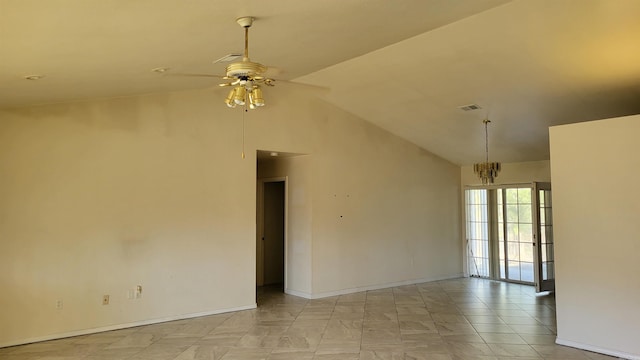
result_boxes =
[533,182,555,292]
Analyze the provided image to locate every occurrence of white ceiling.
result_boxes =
[2,0,640,165]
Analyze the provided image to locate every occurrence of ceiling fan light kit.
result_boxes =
[473,118,501,184]
[250,87,265,107]
[233,86,246,105]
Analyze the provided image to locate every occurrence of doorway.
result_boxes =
[256,178,286,290]
[465,183,555,292]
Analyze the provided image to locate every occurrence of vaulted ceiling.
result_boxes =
[2,0,640,165]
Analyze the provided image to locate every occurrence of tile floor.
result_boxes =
[0,278,619,359]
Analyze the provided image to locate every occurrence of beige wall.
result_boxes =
[550,115,640,359]
[0,92,258,346]
[309,130,462,296]
[0,86,462,346]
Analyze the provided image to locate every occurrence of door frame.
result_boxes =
[464,182,555,292]
[498,184,536,285]
[256,177,288,289]
[466,183,532,283]
[533,182,555,293]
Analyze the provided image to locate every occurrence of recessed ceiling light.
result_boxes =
[151,67,170,73]
[24,75,44,80]
[270,152,279,157]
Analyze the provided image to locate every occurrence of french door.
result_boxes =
[533,182,555,292]
[465,183,554,292]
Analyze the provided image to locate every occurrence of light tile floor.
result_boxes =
[0,278,619,359]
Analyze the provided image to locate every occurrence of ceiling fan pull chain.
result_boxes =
[241,104,247,159]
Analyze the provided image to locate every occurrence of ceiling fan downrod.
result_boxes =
[237,17,254,61]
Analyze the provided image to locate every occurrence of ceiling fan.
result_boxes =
[155,16,307,110]
[218,16,272,109]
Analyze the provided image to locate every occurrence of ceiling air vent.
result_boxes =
[459,104,482,111]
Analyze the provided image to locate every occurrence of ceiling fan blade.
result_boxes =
[267,78,330,92]
[160,72,228,79]
[151,17,328,102]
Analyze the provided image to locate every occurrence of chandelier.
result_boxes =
[473,119,501,184]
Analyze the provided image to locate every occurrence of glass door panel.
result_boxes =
[498,187,534,284]
[497,191,505,278]
[465,189,490,278]
[534,182,555,292]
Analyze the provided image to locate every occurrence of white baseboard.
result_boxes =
[284,288,312,299]
[556,337,639,360]
[2,275,465,348]
[0,304,257,349]
[304,273,464,299]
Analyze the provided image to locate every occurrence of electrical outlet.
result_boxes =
[56,299,63,310]
[102,295,110,305]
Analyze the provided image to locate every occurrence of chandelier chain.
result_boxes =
[485,120,489,164]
